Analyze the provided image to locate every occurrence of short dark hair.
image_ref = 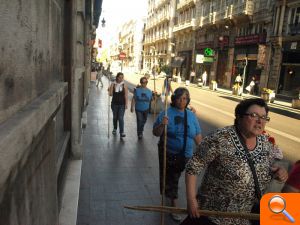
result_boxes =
[116,72,124,78]
[140,77,148,84]
[170,87,190,107]
[234,98,269,125]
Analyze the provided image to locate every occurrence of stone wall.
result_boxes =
[0,0,65,123]
[0,0,97,223]
[0,0,71,224]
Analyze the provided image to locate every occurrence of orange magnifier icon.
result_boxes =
[268,195,295,223]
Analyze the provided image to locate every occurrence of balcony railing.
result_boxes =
[288,23,300,35]
[173,18,196,32]
[156,0,169,9]
[232,0,254,16]
[177,0,196,10]
[201,12,215,26]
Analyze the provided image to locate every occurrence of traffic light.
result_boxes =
[98,39,102,48]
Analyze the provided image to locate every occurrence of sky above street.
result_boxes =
[97,0,147,48]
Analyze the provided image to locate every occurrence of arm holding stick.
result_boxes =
[185,173,200,218]
[153,116,168,136]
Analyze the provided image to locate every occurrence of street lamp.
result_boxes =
[241,57,248,97]
[101,18,106,28]
[150,46,156,67]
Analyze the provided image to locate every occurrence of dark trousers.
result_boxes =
[135,110,148,135]
[180,216,217,225]
[111,104,125,134]
[158,143,186,199]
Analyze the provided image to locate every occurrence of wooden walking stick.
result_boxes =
[153,72,157,119]
[124,205,260,221]
[108,72,111,138]
[160,77,171,225]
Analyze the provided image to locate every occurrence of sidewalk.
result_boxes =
[77,78,187,225]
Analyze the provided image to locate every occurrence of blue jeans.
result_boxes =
[135,110,149,135]
[111,104,125,134]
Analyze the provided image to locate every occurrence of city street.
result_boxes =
[124,72,300,163]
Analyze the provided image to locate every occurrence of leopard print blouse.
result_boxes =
[186,125,283,225]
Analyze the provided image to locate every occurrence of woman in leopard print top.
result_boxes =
[181,98,288,225]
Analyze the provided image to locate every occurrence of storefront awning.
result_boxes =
[171,56,185,68]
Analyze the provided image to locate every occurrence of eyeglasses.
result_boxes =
[243,112,270,122]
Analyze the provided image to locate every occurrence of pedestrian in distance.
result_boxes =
[181,98,288,225]
[202,71,207,86]
[130,77,153,139]
[153,87,203,221]
[282,160,300,193]
[235,74,243,96]
[96,65,103,87]
[190,69,196,83]
[245,76,255,94]
[108,72,128,138]
[235,74,242,86]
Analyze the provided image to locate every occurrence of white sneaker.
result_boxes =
[170,213,182,222]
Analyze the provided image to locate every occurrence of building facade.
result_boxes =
[270,0,300,98]
[144,0,177,72]
[0,0,102,224]
[141,0,300,96]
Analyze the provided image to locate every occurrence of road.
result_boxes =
[123,72,300,164]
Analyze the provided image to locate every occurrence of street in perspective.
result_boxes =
[1,0,300,225]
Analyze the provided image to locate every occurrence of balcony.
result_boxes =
[288,23,300,36]
[201,12,216,27]
[155,33,169,42]
[177,0,196,11]
[156,0,169,9]
[232,0,254,17]
[214,6,233,23]
[173,18,196,32]
[156,13,170,25]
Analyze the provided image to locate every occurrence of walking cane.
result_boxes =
[160,77,170,225]
[153,72,157,119]
[124,205,260,221]
[108,72,111,138]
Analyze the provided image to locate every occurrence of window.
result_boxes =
[290,7,300,25]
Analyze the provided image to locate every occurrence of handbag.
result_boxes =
[236,127,261,225]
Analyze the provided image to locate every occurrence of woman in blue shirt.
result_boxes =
[130,77,153,139]
[153,87,202,221]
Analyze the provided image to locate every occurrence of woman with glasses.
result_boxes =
[130,77,153,139]
[109,72,128,138]
[181,98,288,225]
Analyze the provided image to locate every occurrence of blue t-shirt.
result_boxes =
[153,107,201,158]
[134,87,152,111]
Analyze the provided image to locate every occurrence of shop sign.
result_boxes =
[235,34,266,45]
[291,42,297,50]
[203,56,215,63]
[257,44,266,68]
[283,41,300,51]
[196,54,204,63]
[195,41,214,50]
[204,48,215,56]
